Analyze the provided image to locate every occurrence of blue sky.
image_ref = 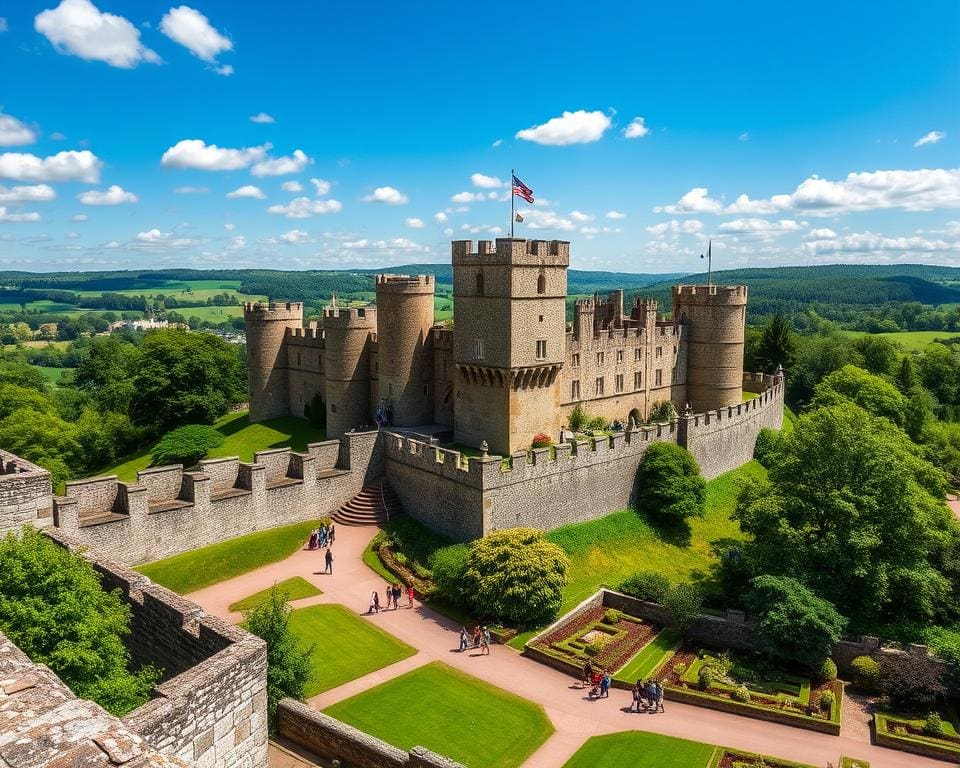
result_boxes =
[0,1,958,273]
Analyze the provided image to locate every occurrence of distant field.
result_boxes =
[842,329,960,351]
[34,366,68,385]
[3,340,69,350]
[181,305,245,321]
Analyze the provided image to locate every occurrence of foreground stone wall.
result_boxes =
[278,699,465,768]
[44,529,269,768]
[52,430,381,566]
[0,450,52,537]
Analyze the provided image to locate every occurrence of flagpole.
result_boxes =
[510,167,515,238]
[707,240,712,287]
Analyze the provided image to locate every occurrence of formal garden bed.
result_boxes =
[707,749,817,768]
[873,708,960,761]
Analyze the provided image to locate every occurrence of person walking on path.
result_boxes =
[646,680,657,711]
[373,591,380,613]
[393,583,402,609]
[385,583,393,610]
[369,592,377,614]
[458,626,469,652]
[600,670,611,698]
[632,679,644,712]
[480,626,491,655]
[407,584,415,608]
[472,625,481,649]
[329,523,336,544]
[324,547,334,574]
[582,659,593,689]
[655,680,665,712]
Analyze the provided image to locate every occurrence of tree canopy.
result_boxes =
[753,313,797,373]
[635,442,706,520]
[152,424,225,467]
[812,364,908,427]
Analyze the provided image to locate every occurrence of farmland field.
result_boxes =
[841,329,960,351]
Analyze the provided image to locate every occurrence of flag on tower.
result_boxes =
[515,212,524,223]
[512,174,534,204]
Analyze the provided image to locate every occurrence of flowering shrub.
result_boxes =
[532,433,554,448]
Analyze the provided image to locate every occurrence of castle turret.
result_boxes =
[244,301,303,422]
[671,285,747,411]
[323,306,376,438]
[375,275,435,426]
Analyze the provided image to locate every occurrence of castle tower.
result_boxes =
[375,275,435,426]
[452,238,569,454]
[323,306,376,438]
[671,285,747,411]
[244,301,303,422]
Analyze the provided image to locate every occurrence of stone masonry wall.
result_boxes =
[0,450,52,536]
[44,529,269,768]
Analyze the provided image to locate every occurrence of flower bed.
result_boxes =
[708,749,817,768]
[874,711,960,761]
[838,758,869,768]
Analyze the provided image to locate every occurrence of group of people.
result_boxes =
[581,660,611,699]
[631,677,665,713]
[458,625,491,655]
[307,523,335,550]
[369,582,414,613]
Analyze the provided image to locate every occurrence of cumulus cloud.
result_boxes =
[434,211,448,223]
[570,210,593,222]
[471,173,502,188]
[362,186,408,205]
[226,184,265,199]
[805,227,837,240]
[249,112,275,124]
[605,210,626,220]
[443,227,454,236]
[133,228,199,249]
[160,6,232,64]
[0,184,55,202]
[77,184,138,205]
[654,187,723,215]
[804,230,960,257]
[309,178,331,195]
[267,197,342,218]
[915,130,946,148]
[251,149,311,177]
[281,180,303,193]
[451,191,483,203]
[623,117,650,139]
[516,109,611,146]
[279,229,310,244]
[521,209,577,232]
[492,139,503,148]
[405,217,424,228]
[717,218,803,237]
[0,149,101,182]
[0,113,37,146]
[173,185,208,194]
[0,207,41,222]
[161,140,268,171]
[646,219,704,236]
[34,0,159,68]
[341,237,424,252]
[71,213,88,222]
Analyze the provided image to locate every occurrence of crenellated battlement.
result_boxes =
[375,273,434,293]
[672,284,748,303]
[322,305,377,328]
[243,300,304,319]
[451,237,570,266]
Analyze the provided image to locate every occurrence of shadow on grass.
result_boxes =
[216,413,250,437]
[645,513,693,548]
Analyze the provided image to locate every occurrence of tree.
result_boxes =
[429,544,470,605]
[244,586,313,728]
[734,402,953,628]
[152,424,225,467]
[619,570,671,603]
[745,575,847,667]
[663,582,703,636]
[812,364,908,427]
[647,400,677,423]
[852,335,901,376]
[73,335,141,413]
[0,528,160,716]
[895,355,921,393]
[878,653,945,713]
[635,442,706,520]
[461,528,568,627]
[754,314,797,373]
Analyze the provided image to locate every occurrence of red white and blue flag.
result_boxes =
[512,174,534,204]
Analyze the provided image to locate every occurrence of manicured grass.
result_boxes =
[228,576,321,613]
[183,305,245,322]
[287,604,416,696]
[136,519,319,594]
[324,661,553,768]
[841,329,960,352]
[742,390,760,401]
[33,365,68,385]
[613,627,680,683]
[562,731,716,768]
[98,411,326,482]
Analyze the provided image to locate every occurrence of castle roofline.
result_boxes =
[451,237,570,266]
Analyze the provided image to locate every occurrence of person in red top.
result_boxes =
[407,584,415,608]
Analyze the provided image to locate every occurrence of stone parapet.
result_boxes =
[0,449,52,536]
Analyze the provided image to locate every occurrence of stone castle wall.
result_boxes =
[52,431,381,566]
[0,450,53,536]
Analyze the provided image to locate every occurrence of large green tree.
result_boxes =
[734,401,954,628]
[0,528,159,716]
[753,313,797,373]
[812,364,908,427]
[635,442,706,520]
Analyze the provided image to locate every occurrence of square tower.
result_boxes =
[451,238,569,454]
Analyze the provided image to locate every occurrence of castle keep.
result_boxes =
[245,238,749,455]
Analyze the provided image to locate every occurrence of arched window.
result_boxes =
[537,273,546,294]
[476,271,484,296]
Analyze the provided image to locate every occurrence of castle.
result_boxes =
[245,238,748,455]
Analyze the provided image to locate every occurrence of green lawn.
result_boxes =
[562,731,716,768]
[136,519,320,594]
[287,604,417,696]
[98,410,326,482]
[228,576,321,613]
[613,627,680,683]
[33,365,68,385]
[323,661,553,768]
[841,329,960,352]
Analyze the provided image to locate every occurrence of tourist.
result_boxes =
[385,583,394,609]
[582,659,594,688]
[481,626,491,655]
[473,625,481,649]
[646,680,657,711]
[632,679,644,712]
[329,523,336,544]
[372,591,380,613]
[308,529,317,550]
[324,547,334,574]
[655,680,665,712]
[407,584,415,608]
[459,626,469,652]
[600,670,611,698]
[393,583,403,608]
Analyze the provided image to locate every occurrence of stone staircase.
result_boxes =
[332,480,401,526]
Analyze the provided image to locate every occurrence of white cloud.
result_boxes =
[443,227,454,236]
[133,228,199,249]
[655,187,723,215]
[623,117,650,139]
[805,227,837,240]
[0,207,40,222]
[173,185,208,194]
[267,197,342,218]
[309,178,331,195]
[160,6,232,63]
[34,0,159,68]
[521,209,577,232]
[804,230,960,257]
[249,112,275,124]
[451,191,482,203]
[50,132,66,141]
[213,64,233,77]
[226,184,265,200]
[363,186,408,205]
[723,193,789,215]
[717,218,803,237]
[341,237,424,252]
[281,180,303,193]
[0,184,55,202]
[77,184,138,205]
[279,229,310,244]
[645,219,703,236]
[223,222,235,231]
[251,149,311,177]
[161,140,268,171]
[405,217,424,229]
[570,210,593,222]
[70,213,88,222]
[516,109,611,146]
[434,211,448,223]
[605,210,626,220]
[492,139,503,148]
[739,132,750,142]
[0,113,37,146]
[914,130,946,148]
[471,173,502,189]
[0,149,101,182]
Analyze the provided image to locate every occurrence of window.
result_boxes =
[673,346,677,357]
[572,353,580,368]
[537,273,546,294]
[538,315,544,322]
[655,369,662,386]
[656,346,663,358]
[595,377,604,396]
[616,349,624,363]
[474,339,484,360]
[536,339,547,360]
[476,271,484,296]
[571,380,580,399]
[634,371,642,389]
[615,374,624,393]
[296,351,301,366]
[634,348,642,361]
[596,352,604,366]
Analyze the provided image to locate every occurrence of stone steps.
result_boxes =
[333,480,401,526]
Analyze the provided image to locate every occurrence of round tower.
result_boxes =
[375,274,435,426]
[244,301,303,422]
[323,306,376,438]
[671,285,747,412]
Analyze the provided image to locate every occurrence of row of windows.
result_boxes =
[475,272,547,295]
[473,339,549,361]
[569,346,676,368]
[570,369,667,399]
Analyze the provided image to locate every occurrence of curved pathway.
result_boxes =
[188,525,948,768]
